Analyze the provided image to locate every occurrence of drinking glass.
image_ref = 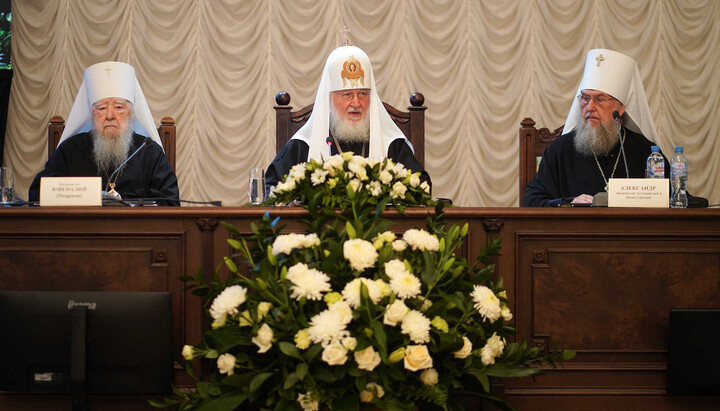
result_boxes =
[249,168,266,204]
[0,166,13,203]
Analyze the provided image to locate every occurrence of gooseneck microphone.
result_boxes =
[612,110,629,178]
[104,137,153,194]
[326,136,333,157]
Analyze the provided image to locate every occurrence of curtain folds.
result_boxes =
[6,0,719,206]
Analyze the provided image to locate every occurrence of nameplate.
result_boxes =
[40,177,102,206]
[608,178,669,208]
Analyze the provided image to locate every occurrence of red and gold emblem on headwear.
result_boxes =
[341,56,365,88]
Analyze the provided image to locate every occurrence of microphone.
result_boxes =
[326,136,333,157]
[104,137,153,194]
[612,110,629,178]
[148,189,223,207]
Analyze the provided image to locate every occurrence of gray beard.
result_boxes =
[573,112,620,157]
[329,109,370,143]
[91,125,134,174]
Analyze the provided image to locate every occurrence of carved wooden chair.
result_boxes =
[274,91,426,167]
[48,116,177,170]
[519,118,563,204]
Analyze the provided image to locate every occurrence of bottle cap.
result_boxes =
[674,146,683,152]
[651,146,659,151]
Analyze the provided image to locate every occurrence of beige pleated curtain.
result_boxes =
[6,0,720,206]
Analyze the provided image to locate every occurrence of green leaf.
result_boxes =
[562,349,576,360]
[278,341,303,360]
[466,370,490,393]
[304,344,322,361]
[267,244,277,265]
[220,221,241,236]
[249,371,274,393]
[485,363,542,378]
[370,320,388,358]
[295,362,309,380]
[193,391,247,411]
[283,371,301,390]
[331,393,359,411]
[205,327,252,352]
[222,370,260,387]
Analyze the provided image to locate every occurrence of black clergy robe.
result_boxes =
[523,127,669,207]
[29,132,180,205]
[265,137,431,193]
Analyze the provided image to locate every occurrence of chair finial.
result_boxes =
[341,25,351,46]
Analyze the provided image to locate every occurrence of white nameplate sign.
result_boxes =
[608,178,669,208]
[40,177,102,206]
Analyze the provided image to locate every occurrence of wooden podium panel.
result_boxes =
[0,206,718,410]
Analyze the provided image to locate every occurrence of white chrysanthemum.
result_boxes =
[379,169,393,184]
[343,239,378,271]
[390,271,422,299]
[401,310,431,344]
[384,259,409,279]
[272,233,319,255]
[392,240,407,252]
[311,169,329,186]
[409,173,421,187]
[348,178,361,192]
[286,263,332,301]
[367,181,382,197]
[308,307,350,346]
[481,332,505,365]
[289,163,307,182]
[420,181,430,194]
[502,306,513,321]
[209,285,247,327]
[471,285,502,322]
[403,229,440,251]
[342,277,382,309]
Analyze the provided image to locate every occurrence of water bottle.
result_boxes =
[645,146,665,179]
[670,146,688,208]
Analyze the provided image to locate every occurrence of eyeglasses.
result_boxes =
[577,94,616,107]
[335,90,371,102]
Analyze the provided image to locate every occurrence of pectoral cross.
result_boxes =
[105,67,112,76]
[341,25,351,46]
[596,54,605,67]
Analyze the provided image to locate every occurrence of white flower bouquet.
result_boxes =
[153,154,573,411]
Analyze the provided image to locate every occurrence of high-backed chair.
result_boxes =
[274,91,426,167]
[48,116,177,170]
[519,118,563,204]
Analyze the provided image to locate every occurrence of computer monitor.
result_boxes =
[667,308,720,395]
[0,291,173,402]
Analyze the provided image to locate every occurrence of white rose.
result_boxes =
[182,345,195,360]
[252,323,274,353]
[409,173,421,187]
[391,181,407,199]
[297,393,319,411]
[502,306,513,321]
[348,178,362,192]
[354,346,382,371]
[217,353,236,375]
[481,333,505,365]
[379,170,393,184]
[342,336,357,351]
[404,345,433,371]
[322,340,348,366]
[384,299,410,326]
[359,382,384,403]
[329,301,353,325]
[420,181,430,193]
[420,368,439,386]
[453,336,473,359]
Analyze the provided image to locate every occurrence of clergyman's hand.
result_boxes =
[571,194,594,205]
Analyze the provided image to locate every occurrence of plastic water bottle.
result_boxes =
[670,146,688,208]
[645,146,665,179]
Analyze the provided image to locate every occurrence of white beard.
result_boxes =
[573,111,620,157]
[91,125,134,174]
[329,109,370,143]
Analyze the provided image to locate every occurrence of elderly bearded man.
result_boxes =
[29,62,179,204]
[265,45,430,192]
[523,49,669,207]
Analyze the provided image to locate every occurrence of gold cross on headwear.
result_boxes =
[596,54,605,67]
[105,67,112,76]
[341,25,351,46]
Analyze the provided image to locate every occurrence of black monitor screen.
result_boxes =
[0,291,173,395]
